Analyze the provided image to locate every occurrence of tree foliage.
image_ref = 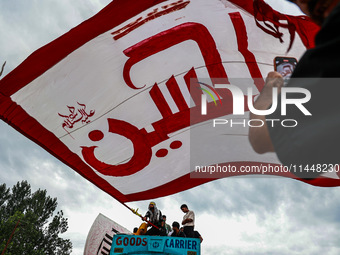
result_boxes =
[0,181,72,255]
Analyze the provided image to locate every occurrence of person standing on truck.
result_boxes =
[181,204,195,238]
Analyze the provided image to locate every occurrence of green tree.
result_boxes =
[0,181,72,255]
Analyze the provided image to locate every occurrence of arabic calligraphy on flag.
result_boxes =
[0,0,332,203]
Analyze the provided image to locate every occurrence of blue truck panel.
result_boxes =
[110,234,200,255]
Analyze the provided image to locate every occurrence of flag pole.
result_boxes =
[0,61,6,78]
[122,203,160,230]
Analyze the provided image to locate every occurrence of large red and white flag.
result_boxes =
[0,0,335,203]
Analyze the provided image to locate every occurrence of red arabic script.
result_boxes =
[58,102,95,131]
[81,19,263,177]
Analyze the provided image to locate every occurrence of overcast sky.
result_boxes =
[2,1,340,255]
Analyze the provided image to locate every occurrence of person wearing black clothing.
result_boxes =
[142,202,165,236]
[171,221,186,237]
[194,230,203,243]
[249,0,340,179]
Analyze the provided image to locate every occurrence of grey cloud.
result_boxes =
[174,177,340,226]
[0,0,111,77]
[163,178,340,254]
[172,178,285,217]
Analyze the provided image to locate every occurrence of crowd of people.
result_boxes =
[132,202,203,243]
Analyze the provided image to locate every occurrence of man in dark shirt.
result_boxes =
[249,0,340,179]
[171,222,186,237]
